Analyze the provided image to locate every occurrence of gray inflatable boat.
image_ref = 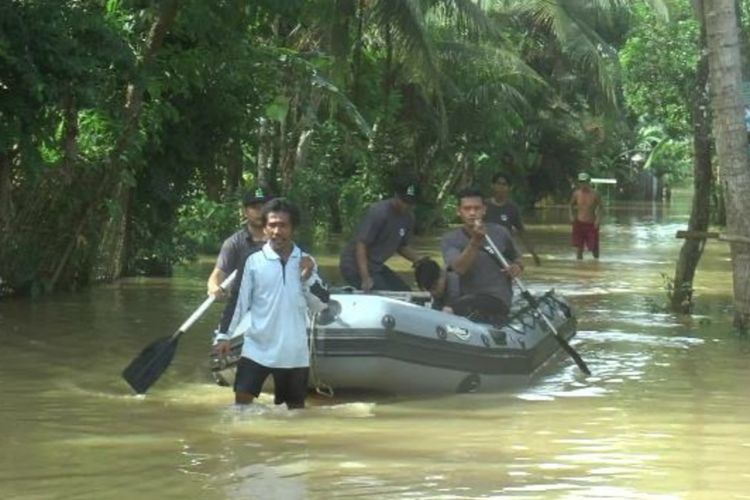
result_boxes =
[209,289,577,395]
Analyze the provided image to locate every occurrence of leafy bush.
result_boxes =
[175,194,243,255]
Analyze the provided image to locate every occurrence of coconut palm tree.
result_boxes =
[701,0,750,330]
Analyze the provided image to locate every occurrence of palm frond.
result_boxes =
[522,0,623,107]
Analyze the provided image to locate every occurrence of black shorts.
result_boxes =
[234,357,309,408]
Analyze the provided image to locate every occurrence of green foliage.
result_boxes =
[621,2,699,138]
[1,0,698,295]
[174,195,243,256]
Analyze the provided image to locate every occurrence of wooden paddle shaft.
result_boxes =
[482,235,562,334]
[482,235,530,295]
[174,270,237,336]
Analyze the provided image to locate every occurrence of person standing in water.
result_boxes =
[569,172,602,260]
[215,198,326,409]
[484,172,541,265]
[208,189,312,342]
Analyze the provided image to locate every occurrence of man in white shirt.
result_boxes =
[215,198,326,409]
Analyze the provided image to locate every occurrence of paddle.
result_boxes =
[122,270,238,394]
[483,234,591,375]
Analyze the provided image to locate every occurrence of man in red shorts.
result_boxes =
[569,172,602,260]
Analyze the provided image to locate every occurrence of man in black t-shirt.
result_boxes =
[339,178,426,291]
[441,187,525,324]
[485,173,540,265]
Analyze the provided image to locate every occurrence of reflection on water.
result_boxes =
[2,192,750,499]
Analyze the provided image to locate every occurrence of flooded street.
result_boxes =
[2,192,750,499]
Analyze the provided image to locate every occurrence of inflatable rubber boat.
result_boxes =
[209,289,577,395]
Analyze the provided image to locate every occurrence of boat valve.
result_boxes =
[381,314,396,331]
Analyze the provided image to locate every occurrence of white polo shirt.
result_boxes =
[228,242,314,368]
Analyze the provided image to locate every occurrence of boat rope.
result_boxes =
[308,311,334,398]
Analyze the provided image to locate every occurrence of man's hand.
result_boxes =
[213,340,231,357]
[207,268,228,298]
[361,275,374,292]
[300,255,314,281]
[468,219,486,246]
[208,282,227,299]
[504,262,523,279]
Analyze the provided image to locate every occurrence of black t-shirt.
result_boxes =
[484,200,524,232]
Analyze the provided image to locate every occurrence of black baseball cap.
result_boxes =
[242,187,272,206]
[394,176,418,203]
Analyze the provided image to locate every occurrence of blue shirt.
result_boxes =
[228,242,316,368]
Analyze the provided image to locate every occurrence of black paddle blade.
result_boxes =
[554,334,592,376]
[122,336,179,394]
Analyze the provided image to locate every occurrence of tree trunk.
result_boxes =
[115,0,180,156]
[225,136,243,196]
[351,0,365,105]
[51,0,181,289]
[60,91,78,183]
[703,0,750,331]
[0,151,12,231]
[422,150,469,231]
[256,117,273,191]
[281,90,322,192]
[671,27,712,313]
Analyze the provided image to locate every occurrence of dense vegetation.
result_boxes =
[0,0,704,296]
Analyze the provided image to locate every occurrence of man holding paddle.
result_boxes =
[208,188,270,298]
[215,198,324,409]
[208,188,313,339]
[441,187,524,324]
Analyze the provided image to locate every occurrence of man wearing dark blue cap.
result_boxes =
[339,177,426,291]
[207,187,271,299]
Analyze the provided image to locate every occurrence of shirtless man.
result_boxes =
[569,172,602,260]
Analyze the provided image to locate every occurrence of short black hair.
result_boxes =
[491,172,511,185]
[415,258,441,291]
[261,198,301,228]
[456,186,485,203]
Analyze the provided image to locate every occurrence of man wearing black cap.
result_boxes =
[339,177,425,291]
[207,188,271,299]
[207,188,272,338]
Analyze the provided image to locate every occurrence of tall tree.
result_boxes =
[670,4,713,313]
[702,0,750,330]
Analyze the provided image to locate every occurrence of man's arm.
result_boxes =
[207,267,227,297]
[208,237,236,297]
[355,241,374,291]
[397,245,421,264]
[569,191,578,223]
[302,259,331,314]
[448,224,485,275]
